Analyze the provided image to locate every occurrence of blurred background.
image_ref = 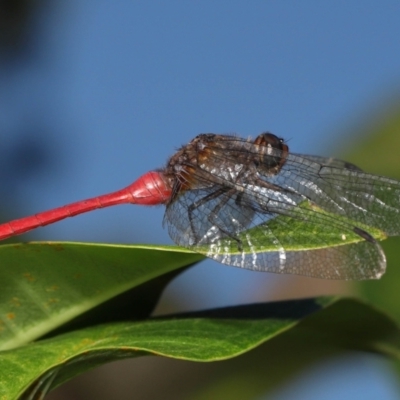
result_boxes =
[1,1,400,399]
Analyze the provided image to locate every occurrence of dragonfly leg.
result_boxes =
[208,190,244,252]
[187,187,228,243]
[187,188,244,250]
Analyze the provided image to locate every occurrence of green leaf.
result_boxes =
[1,297,399,399]
[190,297,400,400]
[196,200,387,257]
[0,242,204,351]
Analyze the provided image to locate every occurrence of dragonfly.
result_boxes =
[0,132,399,280]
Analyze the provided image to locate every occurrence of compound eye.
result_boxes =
[253,132,289,173]
[254,133,284,150]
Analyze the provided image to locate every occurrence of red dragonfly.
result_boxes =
[0,132,397,280]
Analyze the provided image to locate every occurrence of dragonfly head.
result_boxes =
[253,132,289,174]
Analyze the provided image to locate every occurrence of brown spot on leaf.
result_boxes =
[23,272,35,282]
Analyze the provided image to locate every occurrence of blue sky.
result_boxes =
[1,2,400,398]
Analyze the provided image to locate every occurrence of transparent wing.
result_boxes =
[295,154,363,171]
[164,184,386,280]
[164,137,396,280]
[280,153,400,236]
